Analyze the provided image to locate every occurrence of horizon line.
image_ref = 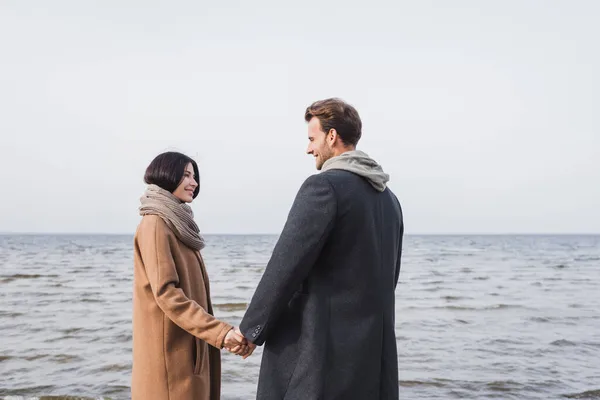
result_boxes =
[1,231,598,236]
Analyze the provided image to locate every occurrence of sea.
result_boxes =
[0,234,599,399]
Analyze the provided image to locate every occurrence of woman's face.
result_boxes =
[173,163,198,203]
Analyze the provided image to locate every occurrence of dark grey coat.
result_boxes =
[240,169,404,400]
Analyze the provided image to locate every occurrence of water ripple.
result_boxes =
[0,234,599,399]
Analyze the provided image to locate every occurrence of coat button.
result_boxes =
[252,333,257,338]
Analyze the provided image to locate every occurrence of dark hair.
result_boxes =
[144,152,200,198]
[304,98,362,146]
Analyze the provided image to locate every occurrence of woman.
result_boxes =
[132,151,248,400]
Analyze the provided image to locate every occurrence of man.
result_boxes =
[239,98,404,399]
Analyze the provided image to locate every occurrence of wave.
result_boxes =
[441,295,472,301]
[0,273,59,283]
[422,280,445,285]
[2,396,110,400]
[551,339,576,347]
[399,380,447,388]
[406,304,525,311]
[529,316,552,323]
[485,380,523,391]
[93,363,131,373]
[563,389,600,399]
[575,256,600,262]
[213,302,248,312]
[0,311,24,318]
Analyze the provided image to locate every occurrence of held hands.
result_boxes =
[223,327,256,359]
[238,326,257,359]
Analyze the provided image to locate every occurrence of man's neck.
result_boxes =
[332,146,356,157]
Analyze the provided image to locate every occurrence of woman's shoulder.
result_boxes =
[136,215,171,238]
[135,215,179,251]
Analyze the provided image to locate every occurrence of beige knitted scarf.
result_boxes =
[139,184,205,251]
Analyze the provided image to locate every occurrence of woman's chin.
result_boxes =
[174,195,192,203]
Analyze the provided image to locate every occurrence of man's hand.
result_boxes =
[234,327,257,359]
[223,327,248,356]
[242,340,257,360]
[224,327,256,358]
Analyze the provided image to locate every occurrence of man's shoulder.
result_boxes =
[319,170,401,206]
[319,169,387,193]
[299,171,399,203]
[298,170,360,194]
[298,172,326,187]
[318,169,363,185]
[296,173,335,199]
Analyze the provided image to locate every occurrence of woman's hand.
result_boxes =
[223,327,249,356]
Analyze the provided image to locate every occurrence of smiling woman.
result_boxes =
[144,151,201,201]
[132,151,250,400]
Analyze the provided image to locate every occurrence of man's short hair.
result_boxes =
[304,98,362,146]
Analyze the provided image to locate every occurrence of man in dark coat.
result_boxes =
[239,98,404,400]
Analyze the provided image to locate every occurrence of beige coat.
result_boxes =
[132,215,233,400]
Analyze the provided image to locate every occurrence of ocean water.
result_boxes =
[0,234,599,400]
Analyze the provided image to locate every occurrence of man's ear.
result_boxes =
[328,128,338,144]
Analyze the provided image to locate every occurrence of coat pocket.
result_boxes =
[193,338,207,375]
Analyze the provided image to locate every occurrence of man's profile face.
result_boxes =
[306,117,334,170]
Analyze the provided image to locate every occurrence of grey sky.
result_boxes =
[1,1,598,234]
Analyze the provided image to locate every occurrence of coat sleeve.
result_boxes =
[240,174,337,345]
[395,223,404,289]
[394,196,404,289]
[136,216,233,349]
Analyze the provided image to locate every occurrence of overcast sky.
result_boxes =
[1,1,598,234]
